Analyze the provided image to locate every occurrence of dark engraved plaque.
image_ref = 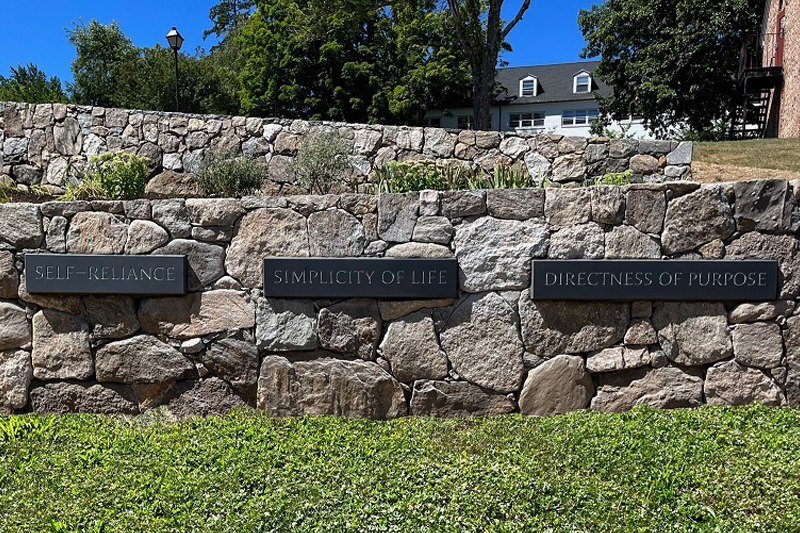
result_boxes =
[531,260,779,301]
[264,257,459,298]
[25,254,186,295]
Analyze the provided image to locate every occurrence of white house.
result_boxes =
[423,60,653,138]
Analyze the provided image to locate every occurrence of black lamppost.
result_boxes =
[166,27,184,112]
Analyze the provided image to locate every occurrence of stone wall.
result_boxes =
[0,179,798,417]
[0,101,693,195]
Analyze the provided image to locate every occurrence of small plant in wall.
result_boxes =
[197,150,266,198]
[61,152,149,201]
[293,131,351,194]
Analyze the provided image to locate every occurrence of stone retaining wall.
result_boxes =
[0,179,798,417]
[0,101,693,195]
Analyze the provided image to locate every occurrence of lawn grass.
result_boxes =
[694,138,800,174]
[1,405,799,532]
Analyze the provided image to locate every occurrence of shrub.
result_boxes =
[594,169,633,186]
[375,161,542,193]
[293,132,351,194]
[60,152,149,201]
[197,151,266,197]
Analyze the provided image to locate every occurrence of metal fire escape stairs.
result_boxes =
[731,35,783,140]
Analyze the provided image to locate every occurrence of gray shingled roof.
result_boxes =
[493,60,612,105]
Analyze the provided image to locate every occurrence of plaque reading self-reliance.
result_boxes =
[25,254,186,295]
[531,260,779,301]
[264,258,459,298]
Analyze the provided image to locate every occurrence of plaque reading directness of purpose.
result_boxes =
[25,254,186,295]
[264,257,459,298]
[532,260,779,301]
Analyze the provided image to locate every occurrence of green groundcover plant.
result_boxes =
[1,405,799,532]
[61,152,149,201]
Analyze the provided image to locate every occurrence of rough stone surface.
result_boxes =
[139,290,254,339]
[439,292,524,393]
[733,179,795,233]
[441,191,486,218]
[729,301,795,323]
[378,193,418,242]
[0,350,32,409]
[519,293,629,357]
[258,355,406,419]
[410,380,515,417]
[226,208,309,287]
[591,187,624,225]
[0,252,17,299]
[31,310,93,380]
[592,367,704,411]
[412,216,454,244]
[705,360,783,406]
[83,296,140,339]
[0,302,30,351]
[308,209,366,256]
[154,239,225,290]
[151,199,191,238]
[255,298,317,351]
[486,188,544,220]
[377,299,455,321]
[454,217,548,292]
[156,377,248,417]
[624,319,658,345]
[605,225,661,259]
[185,198,244,227]
[144,170,199,199]
[96,335,195,384]
[30,382,139,414]
[318,300,381,360]
[66,212,128,254]
[545,189,591,225]
[125,220,169,254]
[0,203,43,248]
[378,312,448,382]
[726,232,800,299]
[662,187,735,254]
[586,346,650,373]
[201,338,259,396]
[651,302,732,366]
[519,355,593,416]
[548,223,605,259]
[385,242,452,258]
[732,322,783,369]
[625,190,666,234]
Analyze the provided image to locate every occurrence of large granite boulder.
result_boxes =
[0,350,32,410]
[586,346,650,373]
[317,299,382,360]
[732,322,783,369]
[226,208,310,287]
[307,209,366,256]
[519,293,628,357]
[591,366,704,411]
[661,187,734,254]
[0,251,18,299]
[378,193,418,242]
[486,189,544,220]
[201,338,259,396]
[154,239,225,290]
[733,179,797,233]
[651,302,732,366]
[31,310,93,380]
[83,295,140,339]
[726,232,800,299]
[139,290,254,339]
[605,225,661,259]
[0,302,31,350]
[705,360,783,406]
[125,220,169,254]
[518,355,593,416]
[257,355,406,419]
[439,292,525,393]
[625,189,666,234]
[255,298,317,351]
[545,189,591,225]
[66,212,128,254]
[548,223,605,259]
[151,199,192,238]
[0,204,43,249]
[95,335,195,384]
[378,312,448,382]
[409,380,515,417]
[155,377,249,417]
[454,217,548,292]
[185,198,244,227]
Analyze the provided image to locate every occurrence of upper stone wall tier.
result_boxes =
[0,101,693,195]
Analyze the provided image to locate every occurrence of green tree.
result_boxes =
[578,0,764,137]
[0,64,68,103]
[205,0,256,41]
[445,0,531,130]
[237,0,469,124]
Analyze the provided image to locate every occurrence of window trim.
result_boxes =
[457,115,474,130]
[519,76,538,97]
[573,71,592,94]
[509,111,545,129]
[562,109,599,127]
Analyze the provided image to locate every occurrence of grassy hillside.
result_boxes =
[1,405,799,532]
[693,139,800,182]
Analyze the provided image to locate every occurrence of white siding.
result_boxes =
[424,102,653,138]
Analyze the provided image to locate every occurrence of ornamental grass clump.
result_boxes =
[375,161,542,193]
[197,151,266,197]
[293,131,351,194]
[61,152,149,201]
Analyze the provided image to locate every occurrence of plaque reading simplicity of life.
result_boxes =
[25,254,187,295]
[531,260,779,301]
[263,257,459,298]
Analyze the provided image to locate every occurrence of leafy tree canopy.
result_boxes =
[578,0,764,137]
[236,0,470,124]
[0,64,67,103]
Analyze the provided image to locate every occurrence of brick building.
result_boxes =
[762,0,798,137]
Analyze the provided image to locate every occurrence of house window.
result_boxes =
[423,117,441,127]
[520,76,537,97]
[457,115,474,130]
[574,74,592,93]
[510,112,545,129]
[562,109,599,126]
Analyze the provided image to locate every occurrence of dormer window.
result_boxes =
[520,76,538,97]
[574,72,592,93]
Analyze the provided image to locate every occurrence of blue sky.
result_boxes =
[0,0,598,85]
